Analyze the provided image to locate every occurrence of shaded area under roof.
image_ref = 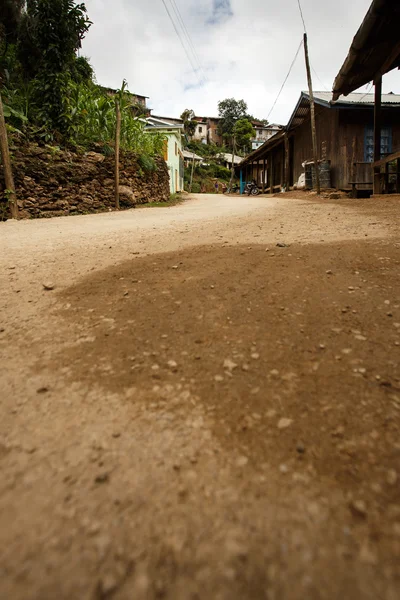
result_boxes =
[333,0,400,100]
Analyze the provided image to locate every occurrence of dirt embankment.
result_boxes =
[0,141,170,219]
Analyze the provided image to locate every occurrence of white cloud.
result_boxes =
[82,0,400,124]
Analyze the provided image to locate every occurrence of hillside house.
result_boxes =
[251,123,283,150]
[100,86,150,116]
[192,116,223,145]
[145,117,184,193]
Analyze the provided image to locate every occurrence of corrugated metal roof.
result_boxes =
[220,153,242,165]
[182,150,203,160]
[313,91,400,105]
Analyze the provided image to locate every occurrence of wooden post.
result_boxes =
[396,158,400,194]
[303,33,320,195]
[256,159,260,188]
[270,153,274,194]
[115,100,121,209]
[373,76,382,195]
[0,90,18,219]
[262,157,266,193]
[189,152,196,193]
[284,134,290,191]
[351,136,357,198]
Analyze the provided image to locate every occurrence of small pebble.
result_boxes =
[277,418,293,429]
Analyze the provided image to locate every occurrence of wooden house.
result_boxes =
[333,0,400,194]
[238,91,400,195]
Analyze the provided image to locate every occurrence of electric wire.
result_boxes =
[358,81,374,101]
[267,38,304,120]
[169,0,208,83]
[160,0,203,85]
[311,65,330,92]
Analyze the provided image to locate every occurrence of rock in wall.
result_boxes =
[0,142,170,219]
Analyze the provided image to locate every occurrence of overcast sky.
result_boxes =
[82,0,399,124]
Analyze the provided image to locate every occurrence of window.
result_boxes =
[199,126,203,133]
[163,140,168,161]
[364,126,392,162]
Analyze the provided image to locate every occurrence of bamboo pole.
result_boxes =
[303,33,320,195]
[115,100,121,210]
[0,90,18,219]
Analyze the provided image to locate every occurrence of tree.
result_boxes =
[17,0,92,133]
[70,55,94,84]
[234,118,255,154]
[217,98,248,148]
[180,108,197,138]
[0,0,25,45]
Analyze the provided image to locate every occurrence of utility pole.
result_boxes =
[115,100,121,209]
[303,33,320,195]
[189,151,195,193]
[0,90,18,219]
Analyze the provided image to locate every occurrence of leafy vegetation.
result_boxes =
[68,81,165,157]
[233,118,255,153]
[217,97,265,153]
[0,1,164,159]
[180,109,197,137]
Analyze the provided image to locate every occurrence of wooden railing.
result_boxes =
[373,150,400,194]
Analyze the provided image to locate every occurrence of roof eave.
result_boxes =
[332,0,399,99]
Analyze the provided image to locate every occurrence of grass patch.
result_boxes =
[141,193,185,208]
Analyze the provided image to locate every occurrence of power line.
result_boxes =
[267,38,304,120]
[311,65,329,92]
[358,81,374,101]
[160,0,203,85]
[297,0,307,33]
[169,0,208,83]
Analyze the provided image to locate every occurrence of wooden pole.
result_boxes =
[396,158,400,194]
[270,153,274,194]
[373,76,382,195]
[303,33,320,195]
[189,151,196,193]
[0,90,18,219]
[351,136,357,198]
[284,134,290,191]
[115,100,121,210]
[262,157,266,193]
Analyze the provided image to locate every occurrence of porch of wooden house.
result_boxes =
[238,133,289,195]
[333,0,400,198]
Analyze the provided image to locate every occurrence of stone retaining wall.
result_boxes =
[1,142,170,219]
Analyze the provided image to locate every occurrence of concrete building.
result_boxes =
[145,117,184,193]
[251,123,283,150]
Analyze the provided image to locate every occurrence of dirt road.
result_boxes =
[1,193,400,599]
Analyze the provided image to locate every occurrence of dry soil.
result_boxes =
[1,193,400,600]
